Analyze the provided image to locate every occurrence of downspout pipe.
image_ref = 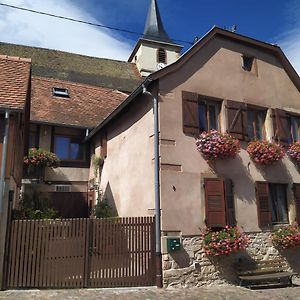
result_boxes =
[142,84,162,288]
[0,111,10,214]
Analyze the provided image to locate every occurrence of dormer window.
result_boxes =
[157,48,167,64]
[242,55,254,72]
[52,87,69,98]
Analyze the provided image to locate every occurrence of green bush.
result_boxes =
[95,200,116,218]
[12,190,59,220]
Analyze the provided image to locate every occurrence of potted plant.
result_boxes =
[92,155,104,178]
[196,130,240,161]
[24,148,60,180]
[287,142,300,165]
[246,140,284,165]
[271,223,300,249]
[202,226,249,257]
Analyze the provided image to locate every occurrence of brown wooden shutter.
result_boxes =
[182,91,199,136]
[272,108,290,146]
[255,182,272,227]
[100,133,107,159]
[224,179,236,227]
[226,100,248,140]
[204,178,226,228]
[293,183,300,224]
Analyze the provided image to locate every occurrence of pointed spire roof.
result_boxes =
[143,0,173,44]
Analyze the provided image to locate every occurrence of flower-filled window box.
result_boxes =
[24,148,60,180]
[202,226,249,256]
[196,130,240,161]
[287,142,300,165]
[246,140,284,165]
[271,223,300,249]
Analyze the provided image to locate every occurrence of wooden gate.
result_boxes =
[6,217,155,288]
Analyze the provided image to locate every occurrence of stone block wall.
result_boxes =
[162,232,300,288]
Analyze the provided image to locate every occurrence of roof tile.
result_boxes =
[31,76,128,128]
[0,56,31,111]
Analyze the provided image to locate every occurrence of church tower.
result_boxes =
[128,0,183,77]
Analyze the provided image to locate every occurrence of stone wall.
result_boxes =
[162,232,300,288]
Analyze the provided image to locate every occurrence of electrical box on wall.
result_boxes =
[167,238,181,252]
[162,236,181,253]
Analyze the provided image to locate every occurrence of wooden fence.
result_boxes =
[6,217,155,288]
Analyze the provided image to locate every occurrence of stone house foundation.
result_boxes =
[162,232,300,288]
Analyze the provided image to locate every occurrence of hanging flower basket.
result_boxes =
[246,140,284,165]
[287,142,300,165]
[24,148,60,168]
[24,148,60,180]
[202,226,249,257]
[271,223,300,249]
[196,130,240,161]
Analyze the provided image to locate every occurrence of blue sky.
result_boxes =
[0,0,299,73]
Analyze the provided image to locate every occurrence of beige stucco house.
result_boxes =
[0,0,299,287]
[87,26,300,286]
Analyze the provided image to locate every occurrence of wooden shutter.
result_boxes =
[256,182,272,227]
[272,108,290,146]
[182,91,199,136]
[293,183,300,224]
[224,179,236,227]
[226,100,248,140]
[204,178,226,228]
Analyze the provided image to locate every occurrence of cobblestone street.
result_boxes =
[1,286,300,300]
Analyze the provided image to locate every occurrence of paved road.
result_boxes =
[1,286,299,300]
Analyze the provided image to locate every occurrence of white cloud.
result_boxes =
[278,29,300,75]
[0,0,133,60]
[277,1,300,75]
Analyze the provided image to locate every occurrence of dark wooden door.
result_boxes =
[48,192,88,218]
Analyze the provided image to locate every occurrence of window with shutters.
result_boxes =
[198,100,220,132]
[269,183,289,224]
[289,115,300,143]
[182,92,221,136]
[256,182,289,227]
[226,101,267,141]
[247,108,266,141]
[204,178,236,228]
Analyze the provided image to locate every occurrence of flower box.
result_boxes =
[272,223,300,249]
[202,226,249,257]
[287,142,300,165]
[246,140,284,165]
[196,130,240,161]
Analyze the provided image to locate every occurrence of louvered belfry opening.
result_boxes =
[157,48,167,64]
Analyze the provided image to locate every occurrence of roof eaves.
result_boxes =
[30,119,93,130]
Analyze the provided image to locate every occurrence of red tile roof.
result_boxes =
[0,55,31,111]
[31,76,128,128]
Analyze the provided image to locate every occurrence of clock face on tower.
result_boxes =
[157,62,166,70]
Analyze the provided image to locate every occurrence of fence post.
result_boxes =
[84,218,93,287]
[1,191,13,290]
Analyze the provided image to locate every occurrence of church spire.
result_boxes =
[143,0,172,44]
